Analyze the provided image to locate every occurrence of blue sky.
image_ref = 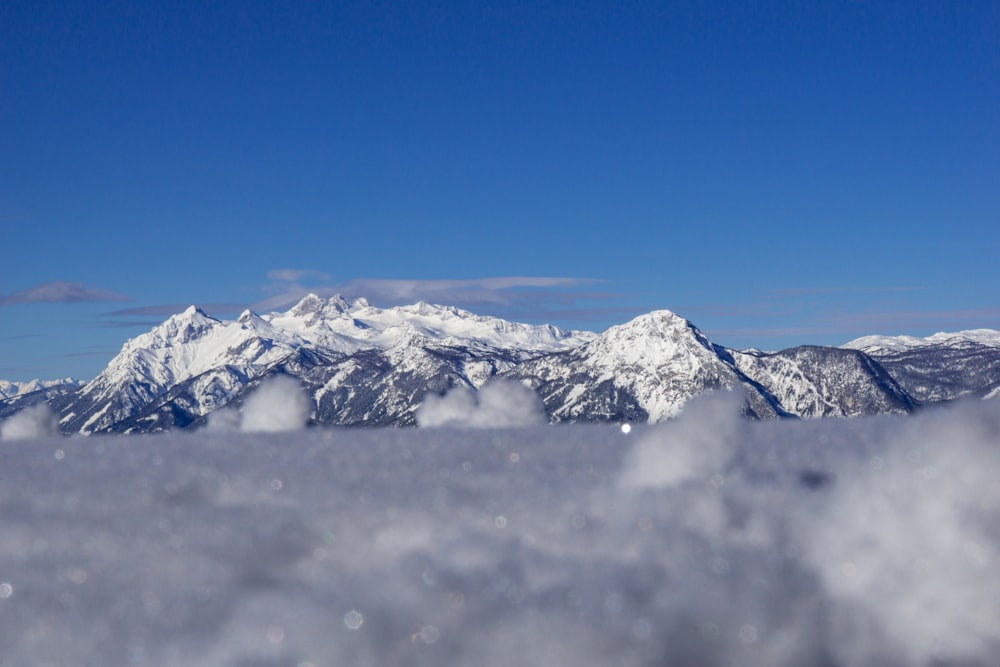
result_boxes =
[2,1,998,380]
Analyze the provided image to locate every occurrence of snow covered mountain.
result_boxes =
[0,377,83,400]
[509,311,780,421]
[53,306,310,433]
[731,345,914,417]
[5,295,995,434]
[265,293,589,355]
[510,311,912,422]
[842,329,1000,402]
[0,378,84,423]
[843,329,1000,355]
[48,295,594,433]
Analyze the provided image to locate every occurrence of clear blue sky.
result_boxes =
[2,0,998,380]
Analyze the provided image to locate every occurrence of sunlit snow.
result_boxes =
[1,394,998,666]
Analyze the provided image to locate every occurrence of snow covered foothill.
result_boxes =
[1,398,998,666]
[843,328,1000,355]
[0,378,83,400]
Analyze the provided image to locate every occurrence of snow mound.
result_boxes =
[0,403,58,440]
[417,379,546,428]
[240,375,312,433]
[2,400,999,666]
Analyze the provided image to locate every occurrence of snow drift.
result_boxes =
[0,403,58,440]
[239,375,312,433]
[1,397,998,666]
[416,379,546,428]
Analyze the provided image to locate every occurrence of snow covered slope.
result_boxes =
[843,329,1000,355]
[732,346,914,417]
[510,311,782,422]
[56,307,309,433]
[511,311,914,422]
[263,294,593,355]
[0,378,85,423]
[0,378,83,400]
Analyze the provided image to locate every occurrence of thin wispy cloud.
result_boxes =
[828,306,1000,334]
[768,286,922,297]
[103,303,248,318]
[254,272,609,316]
[682,286,1000,347]
[2,333,42,341]
[265,269,332,283]
[100,319,172,329]
[704,306,1000,345]
[0,281,130,307]
[676,287,916,322]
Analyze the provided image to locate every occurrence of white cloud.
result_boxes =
[0,281,130,306]
[253,273,604,314]
[265,269,333,283]
[239,376,312,433]
[0,404,58,440]
[338,277,601,306]
[618,391,743,489]
[417,379,546,428]
[204,407,240,433]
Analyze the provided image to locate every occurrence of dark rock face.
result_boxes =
[732,346,915,418]
[864,342,1000,403]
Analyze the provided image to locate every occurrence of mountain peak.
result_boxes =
[289,293,351,319]
[127,306,220,350]
[635,309,692,327]
[237,309,269,326]
[602,309,700,341]
[162,305,218,329]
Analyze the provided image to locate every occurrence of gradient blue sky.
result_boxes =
[2,1,998,380]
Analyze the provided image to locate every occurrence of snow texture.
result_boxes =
[239,376,312,433]
[1,396,998,666]
[0,403,58,440]
[843,329,1000,355]
[0,378,82,400]
[416,379,546,428]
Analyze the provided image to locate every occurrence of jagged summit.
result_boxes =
[122,306,220,351]
[575,309,716,371]
[289,293,353,319]
[511,308,779,422]
[264,293,591,354]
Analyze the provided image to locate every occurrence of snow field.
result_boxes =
[1,395,998,666]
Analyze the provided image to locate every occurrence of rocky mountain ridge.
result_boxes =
[3,295,997,434]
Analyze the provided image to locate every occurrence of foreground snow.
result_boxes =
[2,396,998,666]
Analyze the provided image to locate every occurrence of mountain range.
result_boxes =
[2,294,998,434]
